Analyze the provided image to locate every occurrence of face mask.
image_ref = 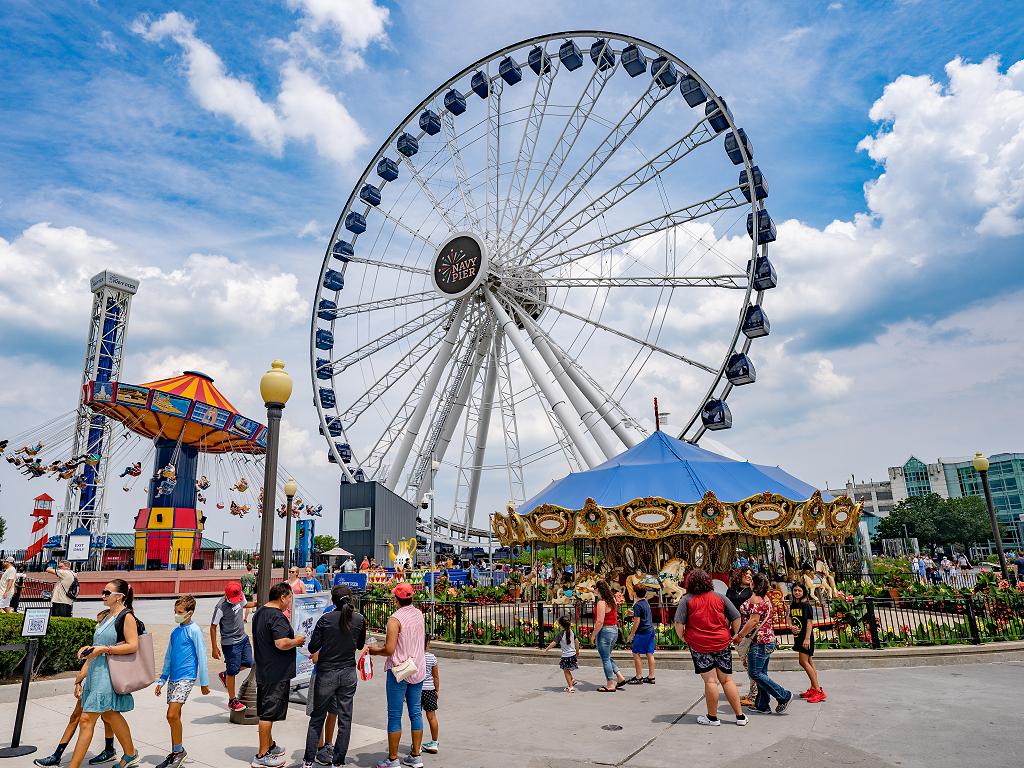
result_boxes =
[174,612,191,624]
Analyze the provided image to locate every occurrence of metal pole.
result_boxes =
[221,530,227,570]
[0,638,37,757]
[980,468,1009,579]
[429,461,436,631]
[488,514,494,576]
[283,495,294,576]
[256,403,283,605]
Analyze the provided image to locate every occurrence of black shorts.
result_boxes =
[691,648,733,675]
[51,603,73,618]
[795,638,815,657]
[421,689,438,712]
[256,679,291,722]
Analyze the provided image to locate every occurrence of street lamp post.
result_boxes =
[221,530,227,570]
[283,478,297,575]
[256,360,292,606]
[973,452,1008,580]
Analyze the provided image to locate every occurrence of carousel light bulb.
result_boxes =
[284,478,298,498]
[260,359,292,406]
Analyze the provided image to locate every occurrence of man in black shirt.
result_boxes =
[251,582,306,768]
[302,586,366,768]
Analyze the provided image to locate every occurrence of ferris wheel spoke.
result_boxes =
[541,275,747,289]
[498,44,560,262]
[344,256,429,277]
[528,115,720,262]
[374,204,443,250]
[363,361,434,480]
[485,71,503,244]
[440,107,482,232]
[499,283,717,375]
[517,80,672,258]
[502,43,617,255]
[340,326,449,431]
[384,300,469,490]
[327,290,437,319]
[485,289,602,468]
[399,155,460,232]
[492,332,526,505]
[328,304,449,374]
[534,187,747,272]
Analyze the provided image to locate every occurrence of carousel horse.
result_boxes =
[196,475,210,490]
[625,568,663,602]
[231,478,249,493]
[16,442,43,456]
[657,558,687,602]
[801,569,827,604]
[573,576,598,603]
[119,462,142,478]
[814,559,839,599]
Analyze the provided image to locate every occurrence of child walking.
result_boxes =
[789,583,825,702]
[544,616,579,693]
[421,635,441,754]
[154,595,211,768]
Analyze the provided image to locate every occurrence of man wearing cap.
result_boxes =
[0,556,16,613]
[47,559,78,617]
[211,581,256,712]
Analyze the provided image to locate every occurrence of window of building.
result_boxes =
[342,507,371,531]
[904,458,932,497]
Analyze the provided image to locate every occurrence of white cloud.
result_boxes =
[286,0,389,71]
[808,357,852,399]
[133,11,367,165]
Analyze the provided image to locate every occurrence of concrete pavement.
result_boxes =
[1,653,1021,768]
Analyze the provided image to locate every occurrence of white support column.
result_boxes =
[414,327,491,501]
[484,290,602,468]
[510,305,618,460]
[465,336,500,526]
[520,313,638,449]
[386,301,468,490]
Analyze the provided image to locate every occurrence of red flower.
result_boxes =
[477,628,484,637]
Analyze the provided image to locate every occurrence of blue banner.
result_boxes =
[333,572,368,591]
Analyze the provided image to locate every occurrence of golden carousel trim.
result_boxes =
[490,490,861,546]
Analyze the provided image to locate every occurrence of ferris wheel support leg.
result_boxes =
[385,301,468,491]
[413,327,491,502]
[464,335,500,530]
[484,290,602,469]
[510,305,618,460]
[517,312,638,450]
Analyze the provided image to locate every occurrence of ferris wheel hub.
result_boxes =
[432,232,489,300]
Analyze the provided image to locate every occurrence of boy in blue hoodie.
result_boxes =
[154,595,210,768]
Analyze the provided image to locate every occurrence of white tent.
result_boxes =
[321,546,354,558]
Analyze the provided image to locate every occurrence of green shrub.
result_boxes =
[0,613,96,678]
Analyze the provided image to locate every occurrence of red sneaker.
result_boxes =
[798,688,814,698]
[807,689,827,703]
[228,697,246,712]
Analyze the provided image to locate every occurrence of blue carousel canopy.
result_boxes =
[519,430,831,514]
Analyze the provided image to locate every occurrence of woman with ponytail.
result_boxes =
[69,579,140,768]
[303,585,366,768]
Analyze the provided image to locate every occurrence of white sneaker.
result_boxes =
[374,760,400,768]
[736,714,749,726]
[421,741,439,754]
[251,753,285,768]
[401,755,424,768]
[696,714,721,726]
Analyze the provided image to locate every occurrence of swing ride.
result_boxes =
[1,369,324,569]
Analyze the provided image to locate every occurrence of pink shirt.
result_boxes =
[385,604,426,685]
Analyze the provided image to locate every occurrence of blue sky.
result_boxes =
[1,1,1023,550]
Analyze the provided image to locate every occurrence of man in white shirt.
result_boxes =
[341,556,356,574]
[0,557,17,613]
[47,559,78,617]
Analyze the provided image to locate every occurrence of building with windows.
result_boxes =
[888,453,1024,549]
[825,479,894,536]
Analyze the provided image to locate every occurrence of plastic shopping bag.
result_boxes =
[358,648,373,681]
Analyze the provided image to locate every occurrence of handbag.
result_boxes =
[357,648,373,681]
[390,656,418,683]
[108,628,156,694]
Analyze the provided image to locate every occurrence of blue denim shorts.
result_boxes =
[222,636,253,676]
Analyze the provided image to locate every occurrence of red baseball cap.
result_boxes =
[392,582,414,599]
[225,581,244,604]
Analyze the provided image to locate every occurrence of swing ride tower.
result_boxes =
[57,271,139,557]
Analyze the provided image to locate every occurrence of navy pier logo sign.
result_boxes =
[433,234,486,298]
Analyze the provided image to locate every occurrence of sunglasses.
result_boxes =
[101,590,123,598]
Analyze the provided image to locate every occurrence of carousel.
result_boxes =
[491,431,861,603]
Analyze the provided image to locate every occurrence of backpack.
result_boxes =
[66,576,80,600]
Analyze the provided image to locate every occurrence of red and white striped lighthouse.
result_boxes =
[25,493,54,562]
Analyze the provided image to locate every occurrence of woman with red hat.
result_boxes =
[368,582,425,768]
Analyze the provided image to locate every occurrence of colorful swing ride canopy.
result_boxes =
[491,431,861,546]
[84,371,267,454]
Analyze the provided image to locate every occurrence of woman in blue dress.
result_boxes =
[69,579,140,768]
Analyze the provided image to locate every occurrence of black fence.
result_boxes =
[834,569,983,591]
[354,592,1024,651]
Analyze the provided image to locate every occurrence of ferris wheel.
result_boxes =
[310,31,777,537]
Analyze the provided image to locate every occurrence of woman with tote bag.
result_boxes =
[69,579,142,768]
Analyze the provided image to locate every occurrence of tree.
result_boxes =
[0,516,6,545]
[877,493,995,550]
[313,535,337,554]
